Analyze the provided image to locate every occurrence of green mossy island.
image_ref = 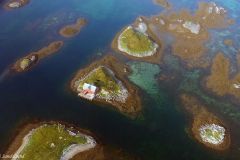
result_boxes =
[9,123,96,160]
[70,56,141,117]
[117,26,158,57]
[77,66,123,99]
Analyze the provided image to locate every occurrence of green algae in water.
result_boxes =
[128,62,160,95]
[179,70,240,122]
[128,61,166,106]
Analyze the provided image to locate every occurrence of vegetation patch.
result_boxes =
[76,66,128,102]
[70,56,142,117]
[118,26,158,57]
[15,124,92,160]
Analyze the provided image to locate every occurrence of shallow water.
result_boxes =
[0,0,240,159]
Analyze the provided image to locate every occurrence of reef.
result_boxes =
[12,41,64,73]
[59,18,87,38]
[70,55,141,118]
[205,53,240,101]
[180,94,231,150]
[145,2,234,68]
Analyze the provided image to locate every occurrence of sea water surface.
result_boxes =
[0,0,240,159]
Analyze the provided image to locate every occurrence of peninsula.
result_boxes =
[180,94,231,150]
[70,55,141,117]
[59,18,87,38]
[5,122,96,160]
[12,41,64,73]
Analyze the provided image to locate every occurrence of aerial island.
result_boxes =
[59,18,87,38]
[146,2,234,68]
[4,0,30,10]
[5,122,96,160]
[112,17,161,63]
[205,53,240,101]
[11,41,64,73]
[70,55,141,117]
[153,0,171,9]
[180,94,231,150]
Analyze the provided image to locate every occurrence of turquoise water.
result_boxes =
[0,0,240,159]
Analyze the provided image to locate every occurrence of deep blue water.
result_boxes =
[0,0,240,159]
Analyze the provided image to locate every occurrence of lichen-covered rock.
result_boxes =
[199,124,225,145]
[20,58,31,70]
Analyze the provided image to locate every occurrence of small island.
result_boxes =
[59,18,87,38]
[180,94,231,150]
[5,122,96,160]
[112,17,160,63]
[153,0,171,9]
[70,55,141,117]
[11,41,64,73]
[4,0,30,10]
[205,53,240,101]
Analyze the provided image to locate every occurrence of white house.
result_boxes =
[78,83,97,100]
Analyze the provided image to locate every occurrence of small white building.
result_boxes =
[78,83,97,100]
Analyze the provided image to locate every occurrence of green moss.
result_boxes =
[79,67,121,93]
[119,27,155,54]
[20,124,86,160]
[20,58,31,70]
[204,128,222,141]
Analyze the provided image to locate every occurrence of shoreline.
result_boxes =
[69,55,142,118]
[5,121,97,160]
